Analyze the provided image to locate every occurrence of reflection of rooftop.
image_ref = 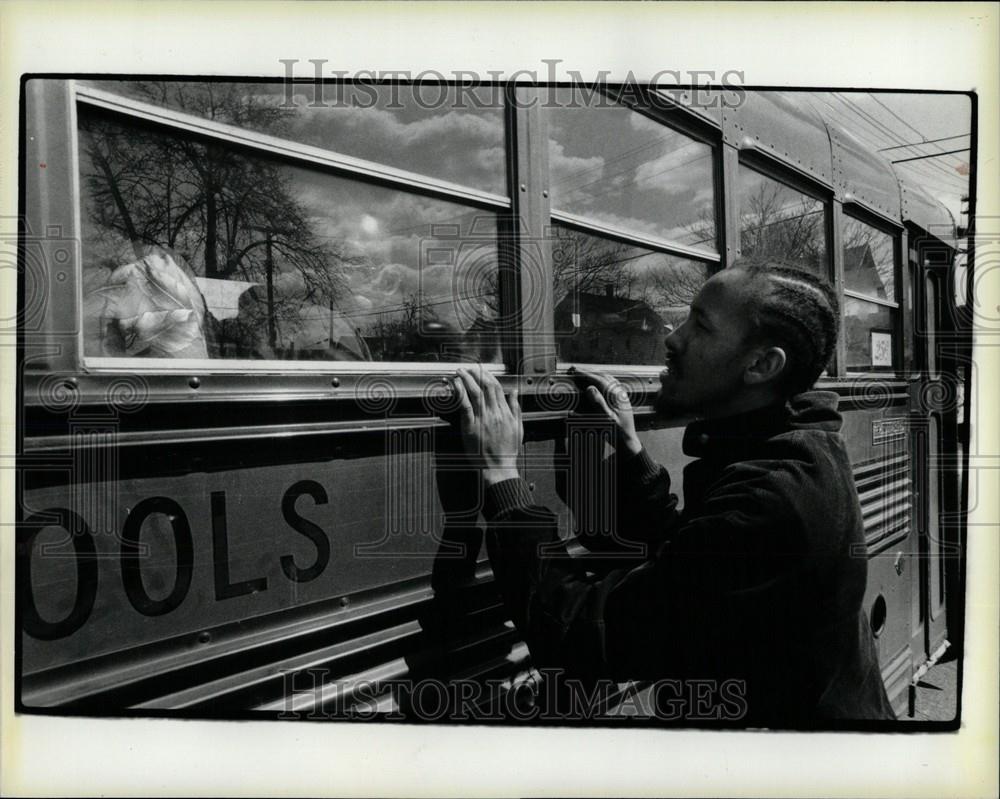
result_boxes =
[844,243,888,300]
[554,287,668,331]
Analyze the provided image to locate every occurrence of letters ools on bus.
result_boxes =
[17,480,330,640]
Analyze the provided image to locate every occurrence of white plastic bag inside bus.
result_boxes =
[83,247,213,359]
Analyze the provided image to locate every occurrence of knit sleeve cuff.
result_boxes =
[619,446,662,485]
[484,477,535,520]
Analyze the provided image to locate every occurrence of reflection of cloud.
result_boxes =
[256,154,500,336]
[286,104,505,191]
[634,145,705,192]
[580,210,664,239]
[548,138,605,191]
[294,105,499,147]
[690,186,714,207]
[291,175,480,269]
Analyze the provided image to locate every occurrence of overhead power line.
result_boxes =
[891,148,970,164]
[825,93,969,191]
[811,97,965,195]
[878,133,970,152]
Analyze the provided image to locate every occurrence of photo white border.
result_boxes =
[1,2,997,797]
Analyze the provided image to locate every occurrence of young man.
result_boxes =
[447,262,895,725]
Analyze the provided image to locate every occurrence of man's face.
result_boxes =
[654,270,760,417]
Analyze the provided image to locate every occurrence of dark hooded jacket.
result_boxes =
[483,391,895,726]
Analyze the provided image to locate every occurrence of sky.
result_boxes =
[809,91,972,223]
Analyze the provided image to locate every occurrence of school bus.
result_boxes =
[16,79,970,719]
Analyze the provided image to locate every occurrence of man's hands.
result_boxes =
[569,366,643,457]
[447,365,642,486]
[452,366,523,486]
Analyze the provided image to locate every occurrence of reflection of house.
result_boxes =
[554,285,669,364]
[844,244,888,300]
[413,316,501,363]
[361,314,501,363]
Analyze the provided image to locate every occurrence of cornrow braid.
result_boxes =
[731,259,841,396]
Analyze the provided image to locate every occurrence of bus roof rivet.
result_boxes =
[65,376,78,389]
[198,631,211,644]
[339,596,350,607]
[526,377,533,385]
[331,377,340,388]
[520,183,527,192]
[188,377,200,389]
[542,190,549,198]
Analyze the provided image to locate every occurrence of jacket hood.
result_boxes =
[683,390,842,458]
[787,390,842,432]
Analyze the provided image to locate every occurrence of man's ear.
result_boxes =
[744,346,787,386]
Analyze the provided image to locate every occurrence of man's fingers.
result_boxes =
[571,366,630,413]
[507,386,521,423]
[456,367,484,411]
[608,382,630,409]
[586,385,615,420]
[452,376,475,422]
[569,366,618,401]
[478,364,505,409]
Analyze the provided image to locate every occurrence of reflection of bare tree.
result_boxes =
[364,292,429,360]
[644,263,705,308]
[738,181,825,273]
[551,226,705,312]
[552,226,634,302]
[80,81,357,357]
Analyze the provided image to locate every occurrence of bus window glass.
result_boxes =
[552,225,712,365]
[78,80,507,195]
[546,87,717,252]
[739,165,828,276]
[844,298,894,371]
[78,107,501,363]
[843,217,895,300]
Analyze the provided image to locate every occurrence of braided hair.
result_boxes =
[731,260,841,396]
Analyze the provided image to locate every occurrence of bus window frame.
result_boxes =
[69,80,517,381]
[840,204,904,375]
[548,87,725,377]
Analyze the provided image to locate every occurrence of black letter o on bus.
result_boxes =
[121,497,193,617]
[17,509,98,641]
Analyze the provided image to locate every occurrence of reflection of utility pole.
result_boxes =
[250,225,293,353]
[264,231,276,351]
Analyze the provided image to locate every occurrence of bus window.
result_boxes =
[841,216,900,371]
[738,165,828,277]
[844,300,895,371]
[546,87,718,253]
[551,225,711,366]
[77,100,503,365]
[78,80,507,195]
[843,218,895,301]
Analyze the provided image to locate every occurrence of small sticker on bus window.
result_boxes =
[871,330,893,367]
